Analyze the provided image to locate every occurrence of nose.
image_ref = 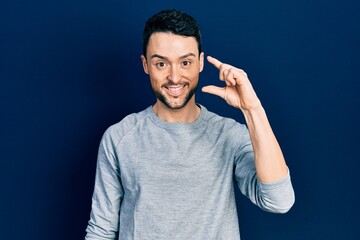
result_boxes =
[167,65,181,84]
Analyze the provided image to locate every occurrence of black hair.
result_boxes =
[142,9,202,58]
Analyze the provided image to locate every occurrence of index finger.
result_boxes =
[207,56,223,69]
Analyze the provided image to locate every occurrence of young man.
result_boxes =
[85,9,294,239]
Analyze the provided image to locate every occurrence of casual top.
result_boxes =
[85,105,295,240]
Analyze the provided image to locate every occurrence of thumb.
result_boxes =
[201,85,226,99]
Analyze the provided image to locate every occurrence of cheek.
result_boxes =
[185,68,200,80]
[148,72,165,87]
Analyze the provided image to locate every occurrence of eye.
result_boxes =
[181,60,192,68]
[155,61,167,69]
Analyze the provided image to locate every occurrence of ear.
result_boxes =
[199,52,204,73]
[141,55,149,74]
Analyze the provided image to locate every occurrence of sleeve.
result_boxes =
[85,129,124,239]
[233,124,295,214]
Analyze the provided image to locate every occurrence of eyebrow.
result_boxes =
[150,53,196,60]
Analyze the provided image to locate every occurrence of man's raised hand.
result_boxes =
[201,56,261,111]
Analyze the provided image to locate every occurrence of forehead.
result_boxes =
[146,32,199,58]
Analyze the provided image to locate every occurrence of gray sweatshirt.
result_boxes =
[85,105,295,239]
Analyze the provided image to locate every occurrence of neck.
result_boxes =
[152,98,200,123]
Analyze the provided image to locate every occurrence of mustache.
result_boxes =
[162,81,189,88]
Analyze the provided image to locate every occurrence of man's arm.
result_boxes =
[202,56,288,183]
[85,130,123,239]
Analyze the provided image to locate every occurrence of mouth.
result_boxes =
[163,84,188,97]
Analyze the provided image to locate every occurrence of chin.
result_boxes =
[163,99,188,110]
[153,85,197,110]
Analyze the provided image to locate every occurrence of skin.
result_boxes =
[202,57,288,182]
[141,32,288,183]
[141,32,204,123]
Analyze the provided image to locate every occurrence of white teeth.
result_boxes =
[168,86,183,91]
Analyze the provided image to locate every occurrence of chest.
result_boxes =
[116,129,236,198]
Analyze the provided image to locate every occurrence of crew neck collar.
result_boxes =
[147,104,207,130]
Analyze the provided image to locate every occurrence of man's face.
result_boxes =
[141,32,204,110]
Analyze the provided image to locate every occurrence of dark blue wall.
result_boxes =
[1,0,359,239]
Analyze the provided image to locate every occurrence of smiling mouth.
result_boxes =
[164,84,188,97]
[166,85,184,91]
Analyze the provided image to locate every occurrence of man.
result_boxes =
[85,9,294,239]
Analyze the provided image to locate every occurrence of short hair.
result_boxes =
[142,9,202,58]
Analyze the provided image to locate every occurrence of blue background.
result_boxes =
[1,0,359,239]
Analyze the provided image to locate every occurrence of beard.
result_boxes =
[152,81,198,110]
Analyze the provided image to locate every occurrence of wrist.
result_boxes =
[240,99,263,115]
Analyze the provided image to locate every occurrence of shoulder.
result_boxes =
[201,105,248,133]
[200,105,251,153]
[101,107,151,146]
